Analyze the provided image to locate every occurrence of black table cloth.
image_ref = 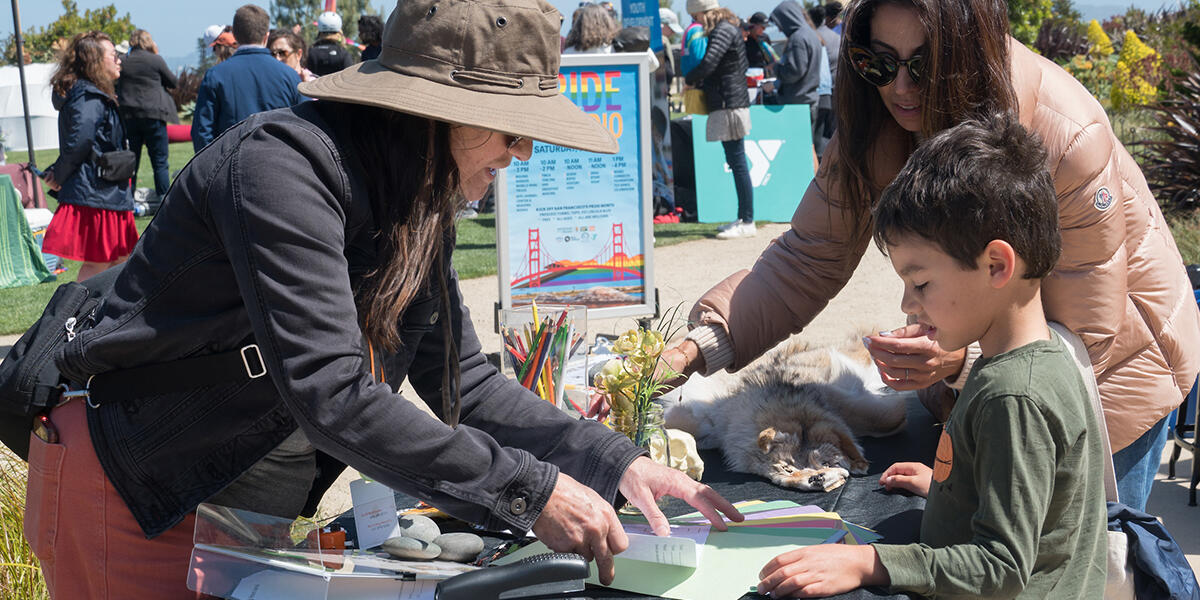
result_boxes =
[336,395,941,600]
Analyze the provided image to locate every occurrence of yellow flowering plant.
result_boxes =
[1111,30,1161,110]
[1087,20,1114,56]
[592,305,686,448]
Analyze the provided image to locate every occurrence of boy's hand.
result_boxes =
[864,324,966,391]
[757,544,888,598]
[879,462,932,497]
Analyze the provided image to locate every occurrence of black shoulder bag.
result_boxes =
[0,266,271,460]
[94,149,138,183]
[93,106,138,183]
[0,267,118,459]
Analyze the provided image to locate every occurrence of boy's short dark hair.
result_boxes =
[872,112,1061,279]
[233,4,270,46]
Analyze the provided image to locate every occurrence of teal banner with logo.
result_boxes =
[692,104,814,223]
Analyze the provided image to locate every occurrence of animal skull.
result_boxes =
[649,428,705,481]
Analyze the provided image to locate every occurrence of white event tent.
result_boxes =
[0,63,57,153]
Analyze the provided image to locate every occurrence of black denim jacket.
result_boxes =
[58,103,644,538]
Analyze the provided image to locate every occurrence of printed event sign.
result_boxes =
[692,104,815,223]
[496,53,656,321]
[621,0,663,52]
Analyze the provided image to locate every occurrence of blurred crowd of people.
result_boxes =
[38,1,844,271]
[38,5,390,280]
[670,0,844,238]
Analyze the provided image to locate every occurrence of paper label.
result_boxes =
[350,478,402,551]
[618,524,710,568]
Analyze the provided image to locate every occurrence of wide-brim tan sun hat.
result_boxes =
[300,0,617,155]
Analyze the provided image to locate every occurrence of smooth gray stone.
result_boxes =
[433,532,485,563]
[382,536,441,560]
[398,515,441,543]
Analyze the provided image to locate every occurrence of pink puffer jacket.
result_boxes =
[690,39,1200,451]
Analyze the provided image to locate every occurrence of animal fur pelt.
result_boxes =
[664,335,909,492]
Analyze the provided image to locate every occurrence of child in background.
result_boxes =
[680,11,707,75]
[755,113,1108,598]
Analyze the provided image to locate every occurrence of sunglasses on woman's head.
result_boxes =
[848,44,924,87]
[505,135,525,151]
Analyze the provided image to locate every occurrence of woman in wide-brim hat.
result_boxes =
[25,1,741,597]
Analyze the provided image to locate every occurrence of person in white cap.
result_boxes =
[659,7,683,87]
[306,10,354,76]
[202,24,226,48]
[25,0,743,597]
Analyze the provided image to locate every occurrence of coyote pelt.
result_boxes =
[665,335,908,492]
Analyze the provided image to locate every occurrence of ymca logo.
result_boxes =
[723,140,784,187]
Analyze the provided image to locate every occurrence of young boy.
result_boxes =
[755,113,1108,598]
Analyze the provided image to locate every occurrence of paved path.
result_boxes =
[3,225,1196,573]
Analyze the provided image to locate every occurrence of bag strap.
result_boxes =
[84,343,269,406]
[1048,321,1119,504]
[62,265,272,406]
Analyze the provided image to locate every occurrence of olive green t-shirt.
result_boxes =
[874,336,1107,598]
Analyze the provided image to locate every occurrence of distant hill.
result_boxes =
[1076,0,1184,22]
[164,52,200,74]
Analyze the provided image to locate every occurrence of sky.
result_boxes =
[0,0,1189,70]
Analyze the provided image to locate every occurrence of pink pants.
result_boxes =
[24,399,205,599]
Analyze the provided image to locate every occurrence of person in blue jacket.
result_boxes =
[192,4,302,152]
[42,31,137,282]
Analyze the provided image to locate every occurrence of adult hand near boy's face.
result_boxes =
[864,323,966,391]
[758,544,888,598]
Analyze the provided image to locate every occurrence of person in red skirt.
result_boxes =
[42,31,138,282]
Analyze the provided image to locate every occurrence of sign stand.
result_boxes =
[495,53,656,330]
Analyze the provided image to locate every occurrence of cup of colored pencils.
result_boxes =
[499,303,587,414]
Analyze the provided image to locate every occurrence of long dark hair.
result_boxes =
[316,101,459,353]
[51,31,116,100]
[832,0,1016,218]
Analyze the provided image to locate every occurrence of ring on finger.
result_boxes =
[904,368,909,380]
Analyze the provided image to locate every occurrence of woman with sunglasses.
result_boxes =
[267,28,315,83]
[23,2,742,597]
[662,0,1197,513]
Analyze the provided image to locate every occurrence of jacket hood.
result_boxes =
[53,79,111,111]
[771,1,808,36]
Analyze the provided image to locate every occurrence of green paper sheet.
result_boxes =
[496,528,824,600]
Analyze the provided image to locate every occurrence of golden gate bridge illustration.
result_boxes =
[511,223,644,298]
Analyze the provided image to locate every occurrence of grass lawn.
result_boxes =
[0,165,727,336]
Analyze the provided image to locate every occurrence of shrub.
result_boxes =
[1063,53,1118,109]
[1135,53,1200,214]
[2,1,136,66]
[1087,19,1114,56]
[1111,30,1161,111]
[1036,19,1088,62]
[168,67,203,114]
[0,452,46,600]
[1009,0,1054,45]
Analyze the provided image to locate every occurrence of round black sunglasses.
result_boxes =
[848,44,924,87]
